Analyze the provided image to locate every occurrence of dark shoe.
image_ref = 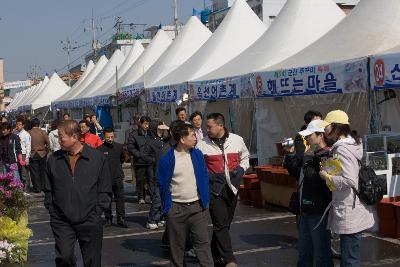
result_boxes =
[104,219,113,227]
[117,220,128,228]
[214,258,226,266]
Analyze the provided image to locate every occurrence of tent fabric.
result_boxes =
[55,55,108,102]
[195,0,345,81]
[15,76,49,110]
[152,0,267,87]
[28,73,70,110]
[140,16,212,88]
[89,40,145,98]
[75,49,125,99]
[264,0,400,71]
[118,30,173,88]
[69,60,95,93]
[256,93,368,164]
[8,87,31,110]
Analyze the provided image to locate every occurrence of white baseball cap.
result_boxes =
[298,119,326,137]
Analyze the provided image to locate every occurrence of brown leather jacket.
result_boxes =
[29,127,50,158]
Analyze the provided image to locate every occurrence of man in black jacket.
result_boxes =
[0,122,23,180]
[127,116,156,204]
[98,127,128,228]
[44,120,111,267]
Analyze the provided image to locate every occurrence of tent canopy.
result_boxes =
[76,49,125,99]
[139,16,212,88]
[118,29,172,88]
[26,73,70,110]
[56,55,108,102]
[91,40,144,97]
[195,0,345,81]
[152,0,267,87]
[264,0,400,71]
[16,76,49,110]
[69,60,95,92]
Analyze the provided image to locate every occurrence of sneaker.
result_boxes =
[23,192,30,197]
[157,220,166,227]
[185,248,197,258]
[139,199,146,204]
[146,223,159,230]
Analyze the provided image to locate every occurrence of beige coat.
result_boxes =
[327,137,374,234]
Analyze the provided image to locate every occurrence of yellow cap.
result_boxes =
[319,110,349,128]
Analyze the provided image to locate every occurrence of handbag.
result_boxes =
[289,168,304,215]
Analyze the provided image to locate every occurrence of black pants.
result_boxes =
[166,201,212,267]
[105,178,126,221]
[29,154,47,192]
[50,212,103,267]
[209,185,238,263]
[135,165,153,200]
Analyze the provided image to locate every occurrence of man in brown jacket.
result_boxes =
[29,118,50,192]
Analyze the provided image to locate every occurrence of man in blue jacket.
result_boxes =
[157,122,212,267]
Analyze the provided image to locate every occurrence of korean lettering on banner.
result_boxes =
[190,74,254,101]
[147,84,187,103]
[119,83,145,100]
[371,54,400,90]
[254,58,368,98]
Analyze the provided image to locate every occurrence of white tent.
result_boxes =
[255,0,400,165]
[137,16,212,87]
[8,86,32,110]
[264,0,400,71]
[87,40,144,98]
[55,55,108,102]
[195,0,345,81]
[69,60,95,93]
[118,30,172,88]
[16,76,49,110]
[26,72,70,110]
[75,49,125,99]
[152,0,267,87]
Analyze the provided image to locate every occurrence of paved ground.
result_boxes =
[26,168,400,266]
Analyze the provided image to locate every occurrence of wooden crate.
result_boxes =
[260,181,296,208]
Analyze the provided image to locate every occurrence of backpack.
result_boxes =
[353,161,384,205]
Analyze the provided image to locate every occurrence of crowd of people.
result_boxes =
[0,107,376,267]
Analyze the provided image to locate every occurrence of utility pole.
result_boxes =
[61,38,78,87]
[26,65,41,84]
[91,9,99,61]
[173,0,178,38]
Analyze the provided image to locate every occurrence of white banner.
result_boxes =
[253,58,368,97]
[119,82,145,100]
[370,53,400,90]
[2,80,32,90]
[147,84,187,103]
[188,74,254,101]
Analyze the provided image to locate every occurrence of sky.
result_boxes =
[0,0,210,82]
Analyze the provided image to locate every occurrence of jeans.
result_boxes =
[2,163,21,181]
[340,232,362,267]
[147,176,162,224]
[135,165,153,200]
[297,214,333,267]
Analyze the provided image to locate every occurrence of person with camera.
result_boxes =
[285,119,333,267]
[318,110,374,267]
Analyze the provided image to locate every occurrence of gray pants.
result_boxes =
[166,201,212,267]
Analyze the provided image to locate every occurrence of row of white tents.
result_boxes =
[7,0,400,164]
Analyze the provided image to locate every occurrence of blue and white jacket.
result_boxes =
[157,146,210,215]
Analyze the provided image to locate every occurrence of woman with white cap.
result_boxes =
[285,119,333,267]
[319,110,374,267]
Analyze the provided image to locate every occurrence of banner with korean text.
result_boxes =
[370,53,400,90]
[146,83,188,103]
[119,82,145,101]
[253,57,368,98]
[188,74,255,101]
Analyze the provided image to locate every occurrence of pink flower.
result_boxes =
[0,172,13,180]
[4,191,12,199]
[9,163,18,171]
[9,179,24,190]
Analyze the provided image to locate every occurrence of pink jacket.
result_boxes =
[327,137,374,234]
